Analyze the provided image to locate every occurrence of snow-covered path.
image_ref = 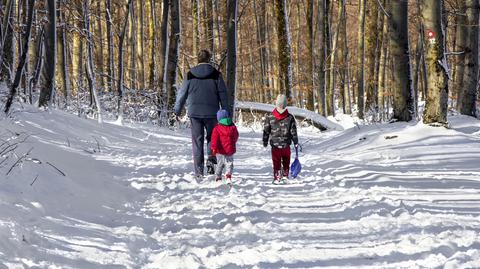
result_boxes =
[1,109,480,268]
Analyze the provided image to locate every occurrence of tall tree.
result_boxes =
[84,0,103,123]
[148,0,157,89]
[365,0,379,114]
[58,0,71,106]
[226,0,237,116]
[158,0,169,100]
[275,0,293,99]
[130,0,138,90]
[192,0,200,55]
[4,0,35,114]
[421,0,449,125]
[117,0,133,123]
[253,0,270,103]
[458,0,479,117]
[38,0,57,107]
[305,0,314,111]
[205,0,215,52]
[105,0,115,93]
[165,0,181,114]
[453,0,467,108]
[356,0,366,119]
[0,0,15,83]
[389,0,413,121]
[318,0,328,116]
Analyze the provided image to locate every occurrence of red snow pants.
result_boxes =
[271,147,291,179]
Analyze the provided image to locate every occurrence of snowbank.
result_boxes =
[1,105,480,268]
[236,101,344,131]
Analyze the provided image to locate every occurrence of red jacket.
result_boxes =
[211,123,239,156]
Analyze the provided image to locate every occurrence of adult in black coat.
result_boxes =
[174,50,229,177]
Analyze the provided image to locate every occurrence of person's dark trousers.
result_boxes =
[190,117,218,176]
[271,147,291,179]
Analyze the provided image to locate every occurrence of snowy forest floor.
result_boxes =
[1,105,480,268]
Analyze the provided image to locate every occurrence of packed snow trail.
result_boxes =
[1,108,480,268]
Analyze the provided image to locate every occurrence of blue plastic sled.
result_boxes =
[290,146,301,178]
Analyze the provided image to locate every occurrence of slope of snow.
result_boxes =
[1,105,480,268]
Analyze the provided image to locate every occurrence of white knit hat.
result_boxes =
[275,94,287,113]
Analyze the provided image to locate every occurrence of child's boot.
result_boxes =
[273,170,281,184]
[282,169,289,184]
[225,173,232,184]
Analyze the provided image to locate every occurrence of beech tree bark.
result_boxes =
[226,0,237,116]
[458,0,479,117]
[4,0,34,114]
[165,0,181,113]
[117,0,133,123]
[38,0,57,108]
[421,0,449,125]
[356,0,366,119]
[389,0,413,121]
[275,0,293,99]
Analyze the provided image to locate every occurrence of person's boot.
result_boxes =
[272,170,281,184]
[282,169,289,184]
[225,174,232,184]
[206,156,217,175]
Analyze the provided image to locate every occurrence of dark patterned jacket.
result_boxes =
[263,109,298,148]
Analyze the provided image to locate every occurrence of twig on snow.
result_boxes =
[30,175,39,186]
[6,147,33,176]
[46,162,66,177]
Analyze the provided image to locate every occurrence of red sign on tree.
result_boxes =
[427,30,435,39]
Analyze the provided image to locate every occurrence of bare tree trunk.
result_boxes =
[165,0,181,115]
[38,0,56,107]
[59,0,70,107]
[140,0,146,90]
[226,0,237,116]
[253,0,270,103]
[4,0,34,114]
[29,27,44,104]
[130,0,138,91]
[158,0,169,98]
[192,0,200,55]
[106,0,115,92]
[305,0,314,111]
[453,0,467,109]
[117,0,133,123]
[389,0,413,122]
[318,0,328,116]
[328,1,341,117]
[341,0,352,114]
[364,0,379,115]
[275,0,293,99]
[421,0,449,125]
[0,0,14,83]
[84,0,102,123]
[148,0,156,89]
[356,0,366,119]
[458,0,479,116]
[205,0,214,52]
[95,1,105,91]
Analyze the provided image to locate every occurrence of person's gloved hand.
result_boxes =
[211,149,217,156]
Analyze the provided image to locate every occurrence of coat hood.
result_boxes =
[273,108,289,120]
[190,63,215,78]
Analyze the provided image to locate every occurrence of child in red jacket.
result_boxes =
[211,109,239,184]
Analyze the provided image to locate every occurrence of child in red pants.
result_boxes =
[263,94,299,184]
